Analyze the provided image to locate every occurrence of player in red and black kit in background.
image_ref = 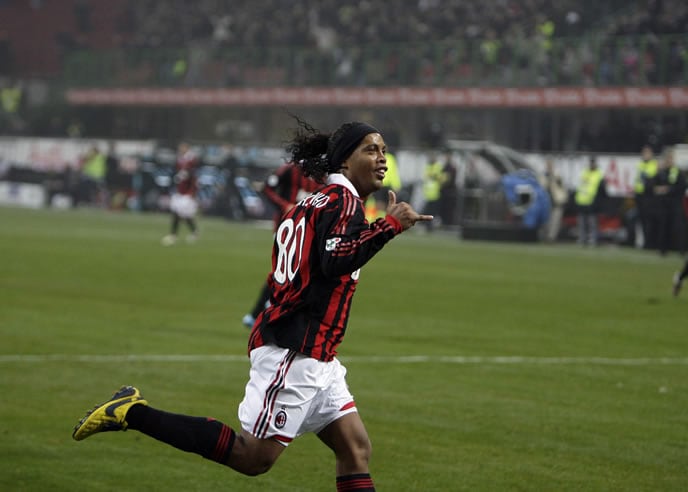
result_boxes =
[242,161,319,328]
[72,118,431,492]
[162,142,200,246]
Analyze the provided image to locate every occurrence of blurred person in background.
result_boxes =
[575,155,607,246]
[646,147,687,256]
[73,118,432,492]
[161,142,200,246]
[104,141,120,209]
[79,144,106,206]
[242,160,319,329]
[633,145,658,249]
[439,150,458,227]
[422,153,447,232]
[216,143,247,220]
[0,79,24,133]
[539,157,568,242]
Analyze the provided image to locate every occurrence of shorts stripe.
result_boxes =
[339,401,356,412]
[252,350,297,439]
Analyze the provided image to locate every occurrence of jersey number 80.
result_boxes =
[273,217,306,284]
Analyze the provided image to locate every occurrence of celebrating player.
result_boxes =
[72,118,432,491]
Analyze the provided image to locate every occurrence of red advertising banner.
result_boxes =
[66,87,688,108]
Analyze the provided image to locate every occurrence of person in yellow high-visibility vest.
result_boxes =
[79,145,106,206]
[575,156,606,246]
[422,154,447,232]
[1,83,23,132]
[1,85,21,114]
[634,145,659,249]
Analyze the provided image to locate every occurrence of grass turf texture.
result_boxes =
[1,206,686,491]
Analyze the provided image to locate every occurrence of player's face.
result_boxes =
[342,133,387,199]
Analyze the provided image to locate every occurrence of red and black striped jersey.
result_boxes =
[174,150,199,196]
[263,162,319,229]
[249,174,403,361]
[174,169,197,196]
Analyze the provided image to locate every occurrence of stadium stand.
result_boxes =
[1,0,685,85]
[0,0,686,150]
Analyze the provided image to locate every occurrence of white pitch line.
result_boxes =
[0,354,688,365]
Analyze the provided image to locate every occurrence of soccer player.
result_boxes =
[72,119,432,491]
[242,160,319,328]
[161,142,200,246]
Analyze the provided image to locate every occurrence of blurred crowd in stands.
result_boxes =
[0,0,686,86]
[104,0,687,53]
[91,0,688,87]
[0,0,687,151]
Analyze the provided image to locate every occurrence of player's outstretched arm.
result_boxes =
[385,190,433,230]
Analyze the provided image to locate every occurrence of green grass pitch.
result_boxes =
[1,206,686,491]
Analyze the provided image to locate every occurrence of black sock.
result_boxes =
[171,214,180,235]
[336,473,375,491]
[126,405,235,465]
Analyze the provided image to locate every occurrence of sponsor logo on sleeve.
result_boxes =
[325,237,341,251]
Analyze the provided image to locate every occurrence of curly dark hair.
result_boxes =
[285,116,364,184]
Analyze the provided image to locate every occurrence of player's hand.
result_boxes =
[386,190,433,230]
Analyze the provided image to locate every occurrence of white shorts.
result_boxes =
[238,345,357,446]
[170,194,198,218]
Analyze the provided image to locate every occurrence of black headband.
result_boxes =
[327,122,381,172]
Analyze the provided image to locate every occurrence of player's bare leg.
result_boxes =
[318,412,376,490]
[225,429,286,476]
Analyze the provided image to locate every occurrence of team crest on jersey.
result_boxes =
[325,237,341,251]
[275,410,287,429]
